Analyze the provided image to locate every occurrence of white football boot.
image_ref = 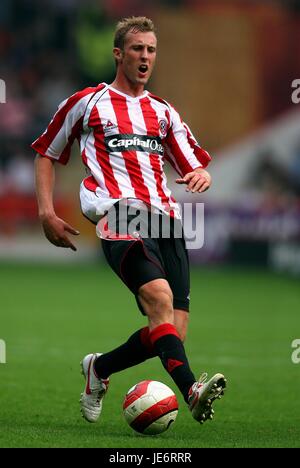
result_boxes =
[188,372,226,424]
[80,353,109,423]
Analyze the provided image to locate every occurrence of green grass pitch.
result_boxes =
[0,261,299,448]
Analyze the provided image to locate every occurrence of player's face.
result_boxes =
[116,31,157,86]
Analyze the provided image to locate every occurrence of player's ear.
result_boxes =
[113,47,123,65]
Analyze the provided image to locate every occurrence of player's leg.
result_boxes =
[80,239,165,422]
[138,279,197,405]
[173,308,226,423]
[151,236,227,423]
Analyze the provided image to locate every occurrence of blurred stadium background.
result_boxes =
[1,0,300,448]
[1,0,300,270]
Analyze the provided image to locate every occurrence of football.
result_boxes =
[123,380,179,435]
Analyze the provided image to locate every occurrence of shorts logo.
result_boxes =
[105,134,164,155]
[159,119,168,137]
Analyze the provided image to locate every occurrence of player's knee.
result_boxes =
[140,287,173,312]
[138,280,173,319]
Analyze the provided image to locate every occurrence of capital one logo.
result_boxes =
[291,339,300,364]
[0,79,6,103]
[105,134,164,156]
[0,339,6,363]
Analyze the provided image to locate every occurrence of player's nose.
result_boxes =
[141,47,149,60]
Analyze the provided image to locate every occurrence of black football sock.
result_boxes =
[149,323,196,403]
[94,327,156,379]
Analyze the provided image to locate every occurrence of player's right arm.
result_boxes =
[35,154,80,251]
[32,86,99,251]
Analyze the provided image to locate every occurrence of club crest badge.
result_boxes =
[158,119,168,137]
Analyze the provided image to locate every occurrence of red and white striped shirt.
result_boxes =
[31,82,211,219]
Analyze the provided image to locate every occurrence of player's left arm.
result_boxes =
[175,167,211,193]
[163,105,212,193]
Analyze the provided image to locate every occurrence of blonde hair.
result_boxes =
[114,16,156,50]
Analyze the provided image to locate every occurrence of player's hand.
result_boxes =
[175,169,211,193]
[41,214,80,251]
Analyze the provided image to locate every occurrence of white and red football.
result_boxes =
[123,380,179,435]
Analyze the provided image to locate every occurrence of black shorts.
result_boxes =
[101,202,190,315]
